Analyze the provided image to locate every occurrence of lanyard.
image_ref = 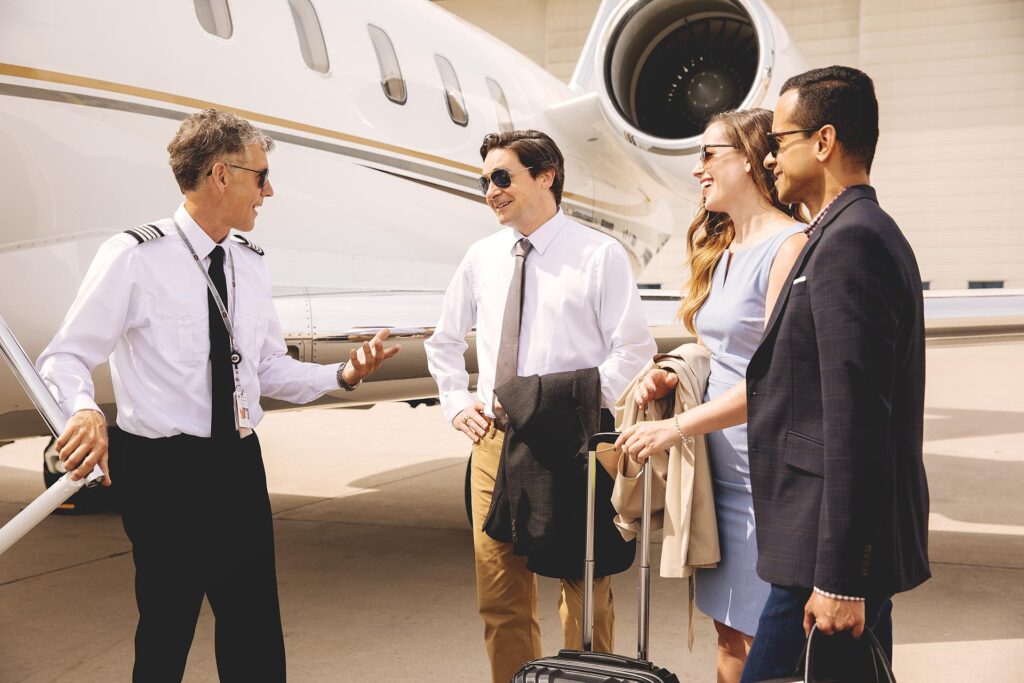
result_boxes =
[174,222,242,367]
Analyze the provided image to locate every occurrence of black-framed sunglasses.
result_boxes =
[765,127,821,156]
[208,163,270,189]
[478,166,534,195]
[699,144,737,164]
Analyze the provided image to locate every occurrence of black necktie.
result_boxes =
[208,246,235,438]
[493,238,532,426]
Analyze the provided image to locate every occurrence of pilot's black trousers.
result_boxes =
[110,428,286,683]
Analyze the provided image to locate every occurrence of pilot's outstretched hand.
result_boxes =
[343,328,401,385]
[56,409,111,486]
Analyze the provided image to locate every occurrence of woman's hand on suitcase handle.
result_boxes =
[633,369,678,409]
[56,409,111,486]
[614,419,679,465]
[453,403,491,444]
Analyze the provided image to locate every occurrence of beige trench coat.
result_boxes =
[606,343,720,646]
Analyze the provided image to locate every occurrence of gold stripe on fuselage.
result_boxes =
[0,62,604,207]
[0,63,483,174]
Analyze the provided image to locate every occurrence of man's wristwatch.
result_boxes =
[336,362,360,391]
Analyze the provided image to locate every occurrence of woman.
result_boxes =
[617,108,806,682]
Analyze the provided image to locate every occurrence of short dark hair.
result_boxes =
[479,130,565,206]
[780,66,879,173]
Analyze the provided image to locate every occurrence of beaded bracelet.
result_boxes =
[813,586,865,602]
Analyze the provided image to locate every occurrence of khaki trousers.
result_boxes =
[471,427,614,683]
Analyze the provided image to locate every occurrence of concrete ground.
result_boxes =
[1,339,1022,682]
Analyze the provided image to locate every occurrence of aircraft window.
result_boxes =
[288,0,329,74]
[486,78,514,132]
[367,25,407,104]
[194,0,233,38]
[434,55,468,127]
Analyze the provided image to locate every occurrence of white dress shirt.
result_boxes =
[37,204,340,439]
[425,209,656,424]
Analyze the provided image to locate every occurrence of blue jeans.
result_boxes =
[741,585,893,683]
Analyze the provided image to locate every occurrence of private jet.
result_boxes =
[1,0,806,442]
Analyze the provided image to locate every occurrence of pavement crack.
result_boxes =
[930,560,1024,572]
[271,497,331,517]
[0,550,132,588]
[272,516,469,532]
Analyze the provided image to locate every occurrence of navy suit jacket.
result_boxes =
[746,185,931,597]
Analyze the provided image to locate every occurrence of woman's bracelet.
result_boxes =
[674,414,693,446]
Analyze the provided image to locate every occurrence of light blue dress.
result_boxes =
[693,224,806,636]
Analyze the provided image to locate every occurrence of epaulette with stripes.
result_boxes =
[123,224,166,244]
[231,234,265,256]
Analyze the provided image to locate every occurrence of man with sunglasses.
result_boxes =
[426,130,655,682]
[740,67,931,681]
[36,108,398,682]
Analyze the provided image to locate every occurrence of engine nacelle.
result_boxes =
[594,0,805,194]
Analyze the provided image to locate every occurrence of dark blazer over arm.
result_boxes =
[746,186,931,598]
[487,368,635,579]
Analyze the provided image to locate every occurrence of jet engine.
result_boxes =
[592,0,804,192]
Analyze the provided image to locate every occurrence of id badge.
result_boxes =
[233,389,253,438]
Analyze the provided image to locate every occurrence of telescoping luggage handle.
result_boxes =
[582,432,653,662]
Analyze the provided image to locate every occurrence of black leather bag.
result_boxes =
[760,624,896,683]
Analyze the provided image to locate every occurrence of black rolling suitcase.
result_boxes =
[512,432,679,683]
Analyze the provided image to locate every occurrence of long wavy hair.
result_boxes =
[678,108,800,333]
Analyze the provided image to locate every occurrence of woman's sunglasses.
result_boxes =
[699,144,737,164]
[478,166,534,195]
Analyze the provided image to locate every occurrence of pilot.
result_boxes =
[36,108,399,683]
[425,130,656,682]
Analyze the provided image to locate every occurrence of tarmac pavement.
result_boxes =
[1,339,1022,681]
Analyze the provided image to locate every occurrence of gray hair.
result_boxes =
[167,109,274,192]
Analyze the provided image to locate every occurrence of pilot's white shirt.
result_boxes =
[37,204,340,439]
[425,209,657,424]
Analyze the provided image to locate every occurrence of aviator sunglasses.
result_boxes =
[207,163,270,189]
[478,166,534,195]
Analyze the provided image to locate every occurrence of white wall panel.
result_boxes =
[434,0,549,66]
[860,0,1024,289]
[545,0,602,82]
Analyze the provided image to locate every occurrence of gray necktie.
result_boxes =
[493,238,533,422]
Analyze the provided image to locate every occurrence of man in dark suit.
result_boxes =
[740,66,931,682]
